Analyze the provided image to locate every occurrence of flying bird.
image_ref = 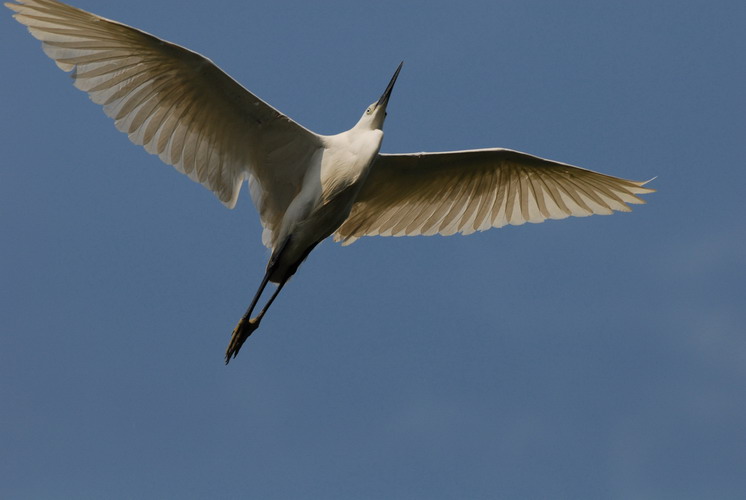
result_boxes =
[7,0,654,363]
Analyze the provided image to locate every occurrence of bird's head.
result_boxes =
[356,62,403,131]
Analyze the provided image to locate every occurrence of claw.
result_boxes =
[225,316,260,364]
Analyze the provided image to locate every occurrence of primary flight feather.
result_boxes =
[6,0,654,363]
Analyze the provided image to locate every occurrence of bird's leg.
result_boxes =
[224,276,290,363]
[253,277,288,324]
[224,237,293,363]
[242,271,272,324]
[225,270,271,363]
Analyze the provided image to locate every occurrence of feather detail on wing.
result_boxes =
[335,148,654,245]
[7,0,322,249]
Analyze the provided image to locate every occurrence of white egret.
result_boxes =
[7,0,654,363]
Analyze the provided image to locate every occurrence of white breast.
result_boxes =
[267,128,384,281]
[320,129,384,204]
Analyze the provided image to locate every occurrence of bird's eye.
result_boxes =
[366,107,372,114]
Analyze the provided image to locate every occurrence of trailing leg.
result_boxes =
[224,269,271,363]
[224,237,293,364]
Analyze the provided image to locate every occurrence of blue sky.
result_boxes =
[2,0,744,498]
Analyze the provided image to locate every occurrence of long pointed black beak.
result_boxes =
[377,61,403,109]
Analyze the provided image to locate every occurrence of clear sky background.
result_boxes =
[2,0,744,498]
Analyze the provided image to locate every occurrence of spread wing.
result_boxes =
[7,0,323,249]
[335,148,654,245]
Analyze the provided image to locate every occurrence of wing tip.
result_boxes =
[636,176,657,193]
[624,177,656,205]
[4,1,21,13]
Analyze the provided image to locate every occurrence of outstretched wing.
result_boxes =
[7,0,323,249]
[335,148,654,245]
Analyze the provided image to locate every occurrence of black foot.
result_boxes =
[225,316,260,364]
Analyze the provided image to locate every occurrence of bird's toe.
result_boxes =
[225,317,260,364]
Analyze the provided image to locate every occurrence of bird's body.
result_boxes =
[271,123,384,282]
[7,0,654,363]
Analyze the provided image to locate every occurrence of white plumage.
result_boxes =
[7,0,654,362]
